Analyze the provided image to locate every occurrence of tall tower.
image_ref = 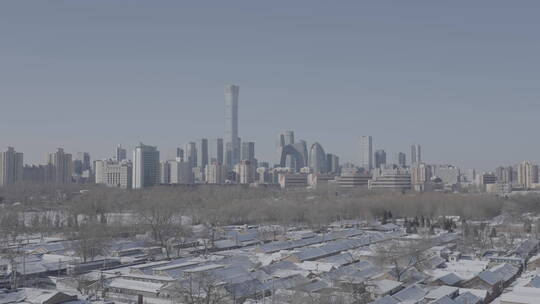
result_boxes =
[0,147,23,187]
[196,138,209,169]
[360,136,373,171]
[116,145,127,162]
[133,143,160,189]
[410,144,420,165]
[47,148,73,184]
[225,84,240,169]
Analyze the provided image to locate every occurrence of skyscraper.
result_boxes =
[360,136,373,171]
[132,143,160,189]
[184,142,197,168]
[0,147,23,187]
[410,144,421,164]
[518,161,539,190]
[225,84,240,168]
[374,149,387,169]
[309,143,327,174]
[196,138,209,169]
[47,148,73,184]
[241,142,255,163]
[396,152,406,168]
[208,138,224,164]
[326,153,340,174]
[116,145,127,162]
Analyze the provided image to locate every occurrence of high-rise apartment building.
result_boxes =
[360,136,373,171]
[518,161,539,190]
[0,147,23,187]
[196,138,209,169]
[47,148,73,184]
[208,138,224,164]
[225,84,240,168]
[237,160,254,184]
[116,145,127,162]
[133,143,160,189]
[206,162,226,184]
[495,166,514,184]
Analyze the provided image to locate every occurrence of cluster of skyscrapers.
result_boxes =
[1,84,539,194]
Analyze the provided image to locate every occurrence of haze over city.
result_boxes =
[1,1,540,170]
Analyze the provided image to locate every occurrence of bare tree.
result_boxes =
[374,239,432,282]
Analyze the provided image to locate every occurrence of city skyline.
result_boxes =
[2,1,540,170]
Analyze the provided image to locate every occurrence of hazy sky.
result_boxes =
[1,1,539,170]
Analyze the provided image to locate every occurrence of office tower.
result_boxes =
[237,160,254,184]
[95,160,132,189]
[74,152,91,177]
[326,153,340,174]
[241,142,255,163]
[281,130,294,146]
[410,144,421,164]
[396,152,406,168]
[360,136,373,171]
[206,163,226,184]
[116,145,127,162]
[518,161,539,190]
[170,159,194,184]
[196,138,209,169]
[225,84,240,168]
[132,143,160,189]
[176,148,184,161]
[374,149,387,169]
[208,138,224,165]
[160,161,171,184]
[46,148,73,184]
[0,147,23,187]
[184,142,197,168]
[308,143,327,174]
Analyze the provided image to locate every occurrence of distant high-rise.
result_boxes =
[116,145,127,162]
[396,152,406,168]
[360,136,373,171]
[241,142,255,163]
[208,138,224,164]
[184,142,197,168]
[47,148,73,184]
[309,143,327,174]
[176,148,184,161]
[74,152,91,176]
[410,144,421,164]
[518,161,539,190]
[196,138,209,169]
[170,159,193,185]
[374,149,387,169]
[160,161,171,184]
[326,153,340,174]
[237,160,254,184]
[206,162,226,184]
[0,147,23,187]
[132,143,160,189]
[495,166,514,184]
[225,84,240,168]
